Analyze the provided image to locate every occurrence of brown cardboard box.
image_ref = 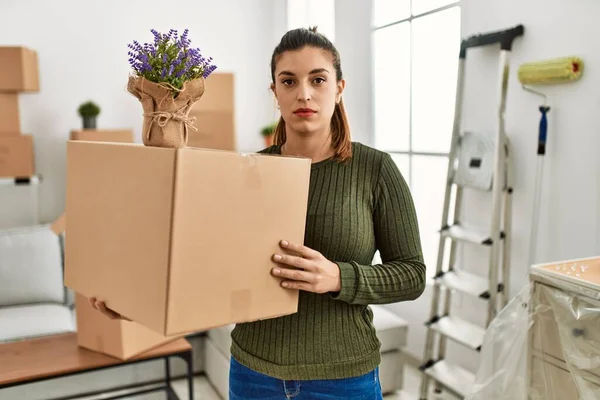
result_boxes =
[188,72,236,150]
[75,293,181,360]
[70,129,134,143]
[64,141,310,336]
[0,47,40,92]
[187,110,236,151]
[0,134,35,177]
[0,94,20,134]
[195,72,234,113]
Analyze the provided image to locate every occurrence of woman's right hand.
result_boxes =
[89,297,131,321]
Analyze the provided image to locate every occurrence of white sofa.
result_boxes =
[0,223,205,400]
[204,305,408,398]
[0,224,76,343]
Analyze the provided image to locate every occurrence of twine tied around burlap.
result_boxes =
[127,75,205,148]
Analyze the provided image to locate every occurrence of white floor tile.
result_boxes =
[172,376,221,400]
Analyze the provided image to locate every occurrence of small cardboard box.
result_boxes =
[0,94,20,134]
[188,72,236,151]
[70,129,134,143]
[64,141,310,336]
[75,293,181,360]
[0,134,35,178]
[0,47,40,92]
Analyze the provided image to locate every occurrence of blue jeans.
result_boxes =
[229,357,384,399]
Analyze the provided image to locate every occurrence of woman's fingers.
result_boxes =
[272,253,314,270]
[279,240,320,259]
[271,266,315,283]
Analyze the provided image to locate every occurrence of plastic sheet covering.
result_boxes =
[465,284,531,400]
[466,256,600,400]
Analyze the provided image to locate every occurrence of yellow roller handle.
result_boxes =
[518,56,583,85]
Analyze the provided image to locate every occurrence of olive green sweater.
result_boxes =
[230,142,426,380]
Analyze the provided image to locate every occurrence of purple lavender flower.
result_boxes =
[127,28,217,94]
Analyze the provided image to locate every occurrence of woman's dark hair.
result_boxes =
[270,26,352,162]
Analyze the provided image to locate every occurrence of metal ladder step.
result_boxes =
[426,315,485,351]
[434,269,492,299]
[421,359,475,398]
[440,224,503,245]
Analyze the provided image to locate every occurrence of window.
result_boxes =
[287,0,336,42]
[372,1,461,278]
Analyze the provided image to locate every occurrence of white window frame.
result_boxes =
[371,1,460,187]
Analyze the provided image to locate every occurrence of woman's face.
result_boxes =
[272,46,345,138]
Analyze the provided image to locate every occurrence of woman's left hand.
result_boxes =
[271,240,341,294]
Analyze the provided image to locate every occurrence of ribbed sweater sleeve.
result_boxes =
[331,153,426,305]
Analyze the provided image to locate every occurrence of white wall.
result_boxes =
[1,0,284,224]
[384,0,600,373]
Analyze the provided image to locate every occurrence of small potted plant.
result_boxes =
[78,101,101,129]
[126,28,217,148]
[261,122,277,147]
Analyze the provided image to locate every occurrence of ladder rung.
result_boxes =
[422,359,475,398]
[441,224,496,245]
[434,270,490,298]
[427,315,485,351]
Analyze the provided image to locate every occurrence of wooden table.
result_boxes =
[0,333,194,400]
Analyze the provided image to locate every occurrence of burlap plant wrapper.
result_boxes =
[127,75,205,148]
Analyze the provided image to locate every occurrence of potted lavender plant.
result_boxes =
[126,29,217,148]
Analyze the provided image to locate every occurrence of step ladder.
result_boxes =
[418,24,524,400]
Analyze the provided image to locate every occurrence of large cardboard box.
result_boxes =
[188,73,236,151]
[0,134,35,177]
[75,293,181,360]
[70,129,134,143]
[0,94,20,134]
[0,47,40,92]
[64,141,310,336]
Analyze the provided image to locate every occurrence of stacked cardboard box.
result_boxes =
[0,46,39,178]
[187,72,236,151]
[70,129,134,143]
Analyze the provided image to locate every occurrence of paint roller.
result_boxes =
[517,56,584,266]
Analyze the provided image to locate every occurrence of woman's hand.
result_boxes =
[271,240,341,294]
[89,297,131,321]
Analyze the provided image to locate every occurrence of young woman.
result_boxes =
[91,27,426,399]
